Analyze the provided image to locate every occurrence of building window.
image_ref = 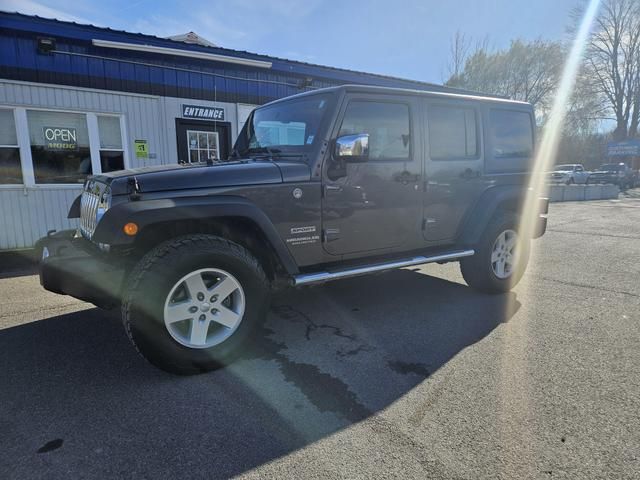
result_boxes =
[98,115,125,172]
[339,101,410,160]
[27,110,91,184]
[490,110,534,158]
[429,105,478,160]
[0,109,22,184]
[187,130,220,162]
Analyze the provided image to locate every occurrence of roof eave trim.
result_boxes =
[91,39,272,69]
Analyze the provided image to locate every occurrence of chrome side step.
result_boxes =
[293,249,475,286]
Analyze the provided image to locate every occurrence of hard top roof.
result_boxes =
[262,84,531,108]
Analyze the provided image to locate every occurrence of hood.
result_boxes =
[95,159,311,195]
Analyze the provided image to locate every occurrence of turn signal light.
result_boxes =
[123,222,139,236]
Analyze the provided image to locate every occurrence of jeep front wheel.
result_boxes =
[122,235,270,375]
[460,212,530,294]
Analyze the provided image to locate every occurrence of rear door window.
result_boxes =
[428,105,478,160]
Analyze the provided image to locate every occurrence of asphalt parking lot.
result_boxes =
[1,196,639,479]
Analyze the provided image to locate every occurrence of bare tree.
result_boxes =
[565,68,610,135]
[445,30,471,84]
[579,0,640,140]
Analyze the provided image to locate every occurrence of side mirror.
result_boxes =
[335,133,369,163]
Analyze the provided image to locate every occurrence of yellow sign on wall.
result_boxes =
[134,139,148,158]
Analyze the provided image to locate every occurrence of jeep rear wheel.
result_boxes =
[122,235,270,375]
[460,212,530,294]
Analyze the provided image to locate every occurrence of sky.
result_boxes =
[1,0,581,84]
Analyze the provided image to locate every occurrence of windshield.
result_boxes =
[234,93,333,158]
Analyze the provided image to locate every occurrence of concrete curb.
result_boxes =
[547,184,620,202]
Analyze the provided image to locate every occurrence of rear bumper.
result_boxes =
[38,230,126,309]
[534,216,547,239]
[534,197,549,239]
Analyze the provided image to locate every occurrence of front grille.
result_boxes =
[80,181,109,239]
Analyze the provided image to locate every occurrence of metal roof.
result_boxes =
[0,11,453,90]
[0,11,489,105]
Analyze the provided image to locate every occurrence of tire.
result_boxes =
[566,177,574,185]
[460,212,530,294]
[122,235,270,375]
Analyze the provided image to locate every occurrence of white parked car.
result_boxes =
[549,164,590,185]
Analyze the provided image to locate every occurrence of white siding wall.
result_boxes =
[236,103,257,134]
[0,186,81,249]
[0,80,242,250]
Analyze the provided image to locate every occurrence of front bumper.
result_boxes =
[38,230,126,309]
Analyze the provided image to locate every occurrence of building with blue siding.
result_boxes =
[0,11,459,250]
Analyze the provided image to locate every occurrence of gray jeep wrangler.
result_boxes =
[39,85,548,374]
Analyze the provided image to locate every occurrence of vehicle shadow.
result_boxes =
[0,268,520,479]
[0,251,37,279]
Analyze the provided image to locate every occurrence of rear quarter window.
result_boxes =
[490,109,534,158]
[486,108,534,173]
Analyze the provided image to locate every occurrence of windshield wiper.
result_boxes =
[242,147,306,159]
[246,146,280,156]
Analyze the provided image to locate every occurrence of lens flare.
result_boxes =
[498,2,601,471]
[521,0,601,240]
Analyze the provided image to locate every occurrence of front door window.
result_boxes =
[187,130,220,163]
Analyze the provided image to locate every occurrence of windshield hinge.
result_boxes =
[127,176,142,201]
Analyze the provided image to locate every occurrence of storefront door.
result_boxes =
[175,119,231,164]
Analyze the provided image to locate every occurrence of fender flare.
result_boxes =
[92,195,299,274]
[458,186,526,245]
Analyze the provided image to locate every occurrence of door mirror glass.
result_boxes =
[335,133,369,162]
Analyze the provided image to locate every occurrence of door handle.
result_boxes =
[460,168,480,180]
[394,171,421,184]
[324,184,343,195]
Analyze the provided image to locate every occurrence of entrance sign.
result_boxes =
[182,104,225,121]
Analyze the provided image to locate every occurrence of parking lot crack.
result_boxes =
[271,304,357,341]
[546,228,640,240]
[253,306,370,422]
[535,275,640,298]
